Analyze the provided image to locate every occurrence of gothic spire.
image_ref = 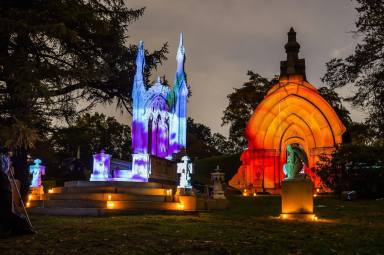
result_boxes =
[176,33,185,73]
[135,40,145,76]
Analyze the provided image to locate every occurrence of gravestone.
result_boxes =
[90,150,111,181]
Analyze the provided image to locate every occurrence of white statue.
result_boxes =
[29,159,45,188]
[177,156,193,188]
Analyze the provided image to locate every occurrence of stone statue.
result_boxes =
[177,155,193,189]
[283,144,308,179]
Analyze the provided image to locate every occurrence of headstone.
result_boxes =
[90,150,111,181]
[29,159,45,188]
[211,166,226,199]
[149,156,178,185]
[131,153,150,181]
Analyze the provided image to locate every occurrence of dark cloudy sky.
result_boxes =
[99,0,365,136]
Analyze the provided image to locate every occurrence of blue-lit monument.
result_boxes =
[131,33,189,182]
[89,33,190,184]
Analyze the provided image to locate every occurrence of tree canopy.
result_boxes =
[222,71,277,152]
[0,0,167,148]
[322,0,384,137]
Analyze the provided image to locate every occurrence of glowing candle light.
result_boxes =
[107,201,115,209]
[178,203,184,210]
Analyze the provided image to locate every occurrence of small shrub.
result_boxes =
[315,144,384,198]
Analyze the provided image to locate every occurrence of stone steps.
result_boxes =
[51,186,172,196]
[28,181,183,215]
[45,192,172,202]
[27,207,196,216]
[64,180,171,189]
[29,199,181,211]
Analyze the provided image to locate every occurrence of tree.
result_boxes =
[317,87,352,128]
[322,0,384,137]
[187,117,236,158]
[52,113,132,173]
[222,71,278,152]
[0,0,167,197]
[347,122,376,145]
[316,144,384,198]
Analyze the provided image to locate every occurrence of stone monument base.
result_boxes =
[281,178,313,218]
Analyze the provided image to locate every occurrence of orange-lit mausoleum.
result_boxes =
[229,28,346,193]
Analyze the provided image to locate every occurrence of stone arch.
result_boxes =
[229,75,346,192]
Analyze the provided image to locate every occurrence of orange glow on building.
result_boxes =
[229,28,345,193]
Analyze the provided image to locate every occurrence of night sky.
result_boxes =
[97,0,365,136]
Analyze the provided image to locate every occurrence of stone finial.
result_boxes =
[280,27,306,80]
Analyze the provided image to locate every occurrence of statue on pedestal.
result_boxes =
[281,144,314,219]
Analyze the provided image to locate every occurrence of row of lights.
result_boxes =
[243,188,322,197]
[242,189,257,197]
[280,214,318,221]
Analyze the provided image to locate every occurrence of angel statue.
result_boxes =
[283,144,308,179]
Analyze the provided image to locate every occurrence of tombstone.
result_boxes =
[29,158,45,195]
[211,166,226,199]
[90,150,111,181]
[177,155,193,189]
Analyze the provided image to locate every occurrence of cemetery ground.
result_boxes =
[1,195,383,255]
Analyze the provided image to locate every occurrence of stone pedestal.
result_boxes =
[281,178,313,216]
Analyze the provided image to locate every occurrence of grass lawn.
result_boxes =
[1,195,383,255]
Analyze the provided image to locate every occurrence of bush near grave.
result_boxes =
[315,144,384,198]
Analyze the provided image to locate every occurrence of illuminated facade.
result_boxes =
[89,34,190,183]
[131,33,189,180]
[229,28,346,192]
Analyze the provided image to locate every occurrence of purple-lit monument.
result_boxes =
[89,34,190,184]
[131,33,189,182]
